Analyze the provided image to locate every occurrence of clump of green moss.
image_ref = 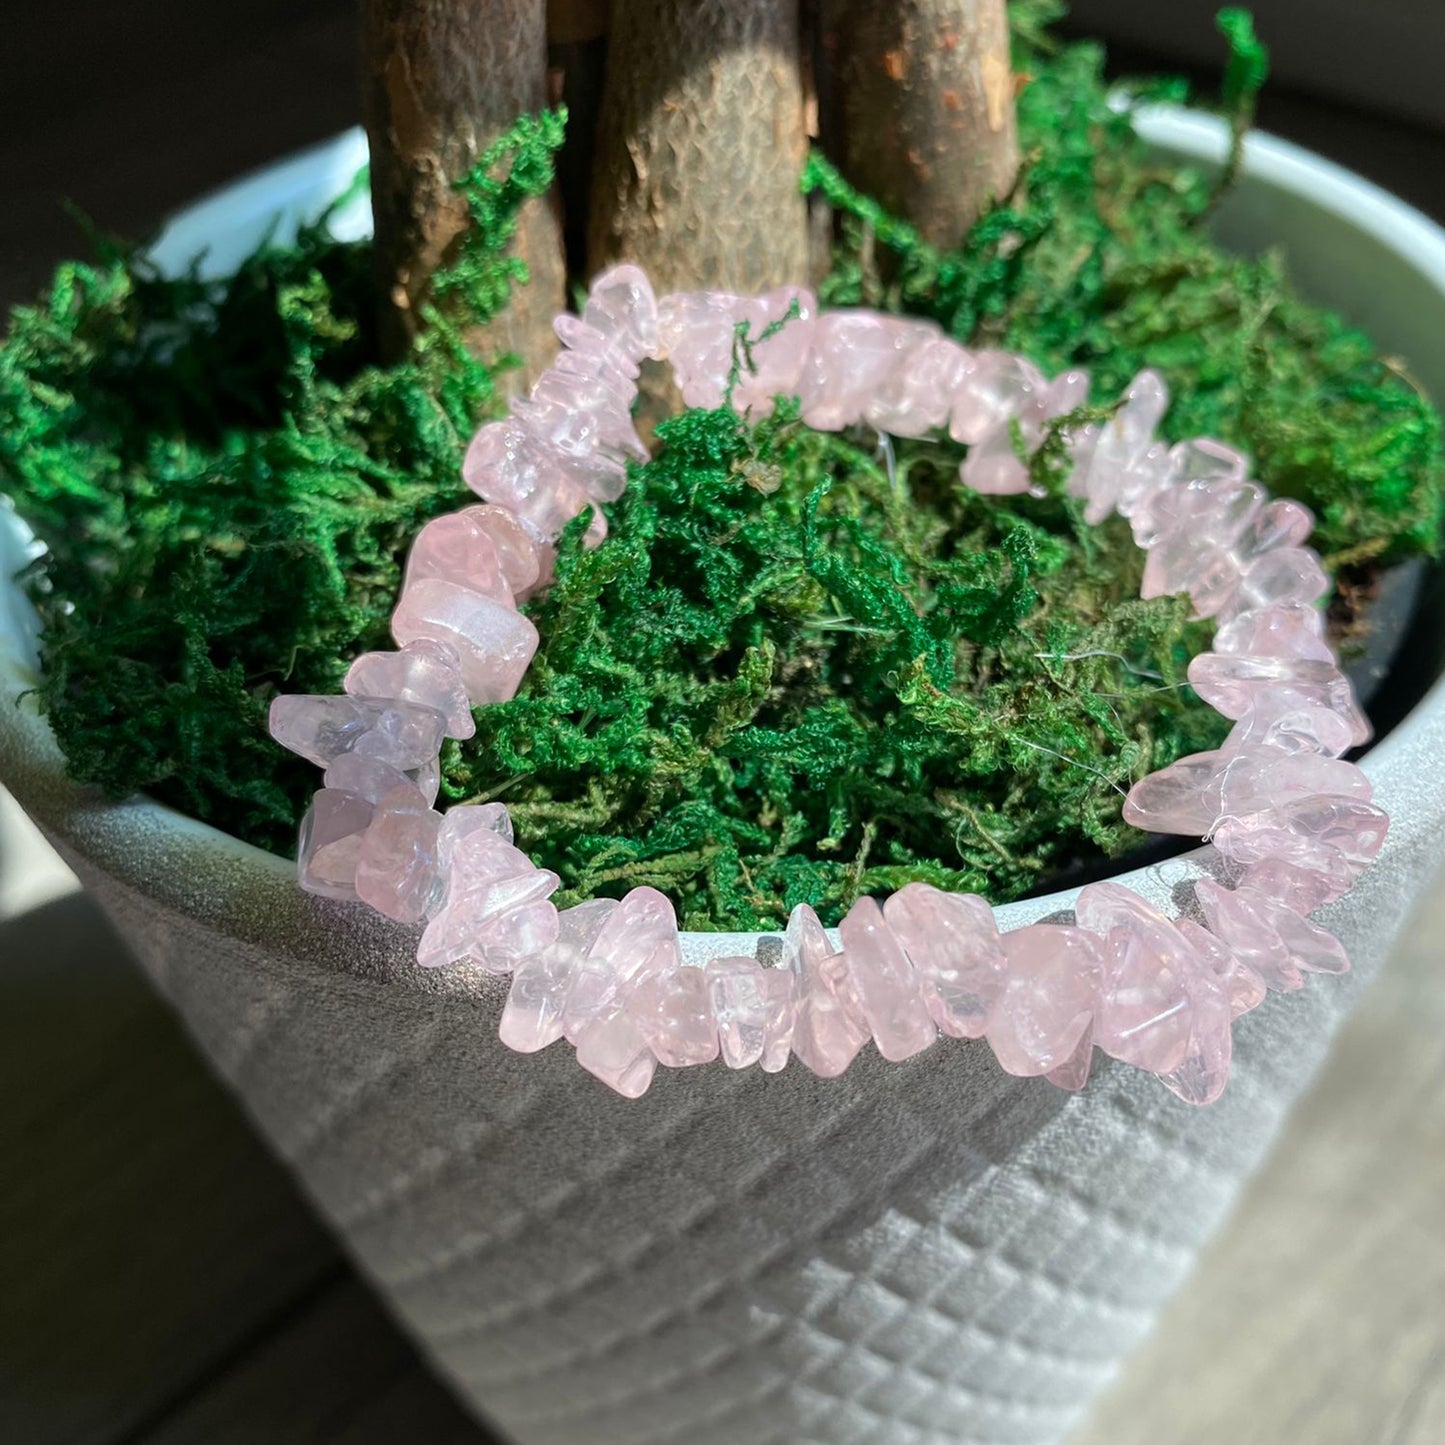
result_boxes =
[1,15,1441,927]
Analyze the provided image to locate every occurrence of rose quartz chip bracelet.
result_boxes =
[268,265,1388,1105]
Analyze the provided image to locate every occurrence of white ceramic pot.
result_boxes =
[4,111,1445,1445]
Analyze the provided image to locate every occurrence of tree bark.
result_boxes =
[362,0,566,382]
[587,0,811,296]
[819,0,1019,248]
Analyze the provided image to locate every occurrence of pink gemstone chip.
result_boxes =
[269,693,446,771]
[883,883,1006,1039]
[987,925,1102,1078]
[297,788,374,901]
[345,638,475,741]
[499,899,618,1054]
[391,577,539,706]
[838,897,936,1062]
[632,966,720,1068]
[784,904,869,1078]
[353,785,443,924]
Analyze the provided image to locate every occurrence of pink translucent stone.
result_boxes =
[1068,369,1170,524]
[631,966,720,1067]
[574,1008,656,1098]
[1167,437,1248,484]
[758,968,797,1072]
[988,925,1102,1077]
[515,368,646,464]
[959,421,1032,496]
[838,897,936,1062]
[555,313,640,380]
[1222,696,1355,760]
[437,801,514,855]
[1234,499,1315,563]
[418,833,560,972]
[784,903,869,1078]
[463,419,615,540]
[581,264,659,363]
[1211,796,1389,903]
[297,788,373,900]
[269,693,446,771]
[729,287,819,416]
[1213,603,1331,663]
[403,509,515,605]
[1197,878,1350,992]
[323,751,431,808]
[799,312,936,432]
[391,577,539,705]
[1188,652,1366,738]
[948,350,1046,446]
[1177,918,1266,1019]
[1076,884,1196,1074]
[1225,546,1330,618]
[656,291,749,408]
[499,899,617,1053]
[345,639,475,741]
[562,886,680,1042]
[1237,856,1333,915]
[1045,1027,1096,1092]
[705,955,772,1069]
[1123,744,1372,837]
[882,883,1005,1038]
[1136,476,1263,553]
[865,335,970,438]
[353,785,443,924]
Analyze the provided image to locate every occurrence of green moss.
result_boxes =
[1,23,1441,927]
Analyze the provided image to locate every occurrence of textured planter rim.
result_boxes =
[4,105,1445,993]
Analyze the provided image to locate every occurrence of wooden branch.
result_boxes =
[819,0,1019,247]
[362,0,566,381]
[587,0,811,295]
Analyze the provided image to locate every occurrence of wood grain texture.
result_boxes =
[818,0,1019,247]
[587,0,811,294]
[362,0,566,378]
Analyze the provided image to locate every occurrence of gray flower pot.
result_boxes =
[3,109,1444,1445]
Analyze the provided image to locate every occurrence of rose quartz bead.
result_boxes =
[555,313,640,379]
[1237,856,1332,915]
[1213,603,1331,662]
[730,287,819,416]
[418,831,560,972]
[354,785,443,924]
[783,903,869,1078]
[323,751,431,808]
[581,264,659,363]
[632,966,720,1067]
[515,369,646,464]
[1123,744,1371,837]
[1221,696,1355,760]
[1211,796,1389,902]
[297,788,373,900]
[987,925,1102,1077]
[1135,476,1263,554]
[391,577,539,705]
[865,335,970,438]
[1167,437,1248,484]
[656,291,747,408]
[948,350,1046,446]
[499,899,617,1053]
[269,693,446,771]
[1139,483,1264,601]
[1188,652,1365,736]
[1076,884,1197,1075]
[402,508,515,605]
[838,897,936,1062]
[463,419,615,540]
[1224,546,1330,620]
[959,421,1032,496]
[758,967,797,1072]
[705,956,771,1069]
[1045,1027,1096,1092]
[1197,879,1349,992]
[882,883,1005,1038]
[1234,498,1314,564]
[1068,369,1170,523]
[345,638,475,741]
[562,886,680,1042]
[575,1008,656,1098]
[799,312,936,432]
[1177,918,1266,1019]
